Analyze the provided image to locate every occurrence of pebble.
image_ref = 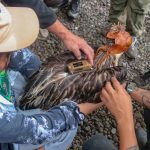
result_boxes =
[111,128,117,134]
[30,0,150,149]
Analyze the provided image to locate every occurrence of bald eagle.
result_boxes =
[19,50,127,110]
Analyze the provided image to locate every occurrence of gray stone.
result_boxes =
[111,128,117,134]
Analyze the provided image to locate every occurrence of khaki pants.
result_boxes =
[109,0,150,36]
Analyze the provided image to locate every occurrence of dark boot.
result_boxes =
[68,0,80,19]
[125,36,138,59]
[134,70,150,88]
[142,71,150,87]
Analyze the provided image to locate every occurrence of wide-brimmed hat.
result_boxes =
[0,3,39,52]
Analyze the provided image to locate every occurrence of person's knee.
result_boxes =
[82,134,117,150]
[129,0,150,14]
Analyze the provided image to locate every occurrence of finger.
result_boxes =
[100,89,110,103]
[87,52,94,66]
[111,77,122,91]
[122,82,127,89]
[73,49,81,60]
[80,46,94,65]
[83,49,94,65]
[105,82,115,95]
[83,43,94,55]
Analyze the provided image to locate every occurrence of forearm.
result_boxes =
[117,118,138,150]
[47,19,73,41]
[0,101,84,144]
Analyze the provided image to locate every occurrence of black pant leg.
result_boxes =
[143,108,150,150]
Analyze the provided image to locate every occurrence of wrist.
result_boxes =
[60,101,85,122]
[59,30,73,42]
[117,115,134,126]
[117,116,136,137]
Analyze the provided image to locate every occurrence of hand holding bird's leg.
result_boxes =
[78,102,103,115]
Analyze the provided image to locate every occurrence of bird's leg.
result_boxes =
[94,45,109,59]
[96,52,110,67]
[94,45,111,66]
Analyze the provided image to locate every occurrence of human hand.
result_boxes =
[100,77,133,123]
[63,33,94,65]
[78,102,103,115]
[48,20,94,65]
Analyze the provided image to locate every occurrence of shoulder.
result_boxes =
[9,48,34,67]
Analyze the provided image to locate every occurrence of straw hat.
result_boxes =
[0,3,39,52]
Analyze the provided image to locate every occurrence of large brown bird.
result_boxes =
[19,24,131,110]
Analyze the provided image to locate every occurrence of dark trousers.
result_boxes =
[0,144,14,150]
[143,108,150,150]
[82,134,117,150]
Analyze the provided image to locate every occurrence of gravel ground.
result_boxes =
[30,0,150,149]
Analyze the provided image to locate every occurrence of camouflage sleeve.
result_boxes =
[9,48,41,79]
[0,101,84,144]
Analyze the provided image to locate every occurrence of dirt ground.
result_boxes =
[31,0,150,149]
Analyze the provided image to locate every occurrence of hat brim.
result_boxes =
[0,7,39,52]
